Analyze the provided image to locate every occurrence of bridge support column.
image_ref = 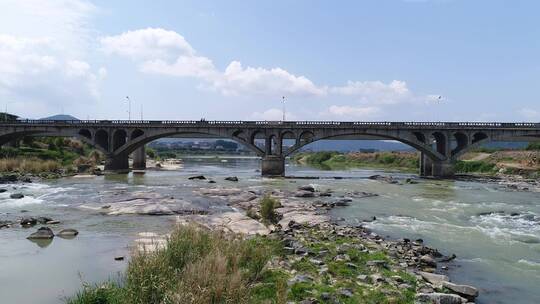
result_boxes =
[431,160,454,178]
[420,153,433,177]
[420,153,454,178]
[261,155,285,177]
[132,146,146,170]
[104,155,129,173]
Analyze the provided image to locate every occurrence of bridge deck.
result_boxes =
[1,120,539,129]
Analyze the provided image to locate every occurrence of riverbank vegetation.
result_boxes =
[293,149,540,177]
[68,225,285,304]
[0,137,101,176]
[293,151,419,172]
[68,221,423,304]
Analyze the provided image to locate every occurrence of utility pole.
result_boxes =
[282,96,286,121]
[140,103,143,120]
[125,96,131,120]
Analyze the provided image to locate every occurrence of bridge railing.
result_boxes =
[0,119,539,129]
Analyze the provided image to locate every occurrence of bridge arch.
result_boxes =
[431,132,447,156]
[131,129,144,140]
[451,132,469,156]
[112,129,265,157]
[79,129,92,140]
[113,129,128,150]
[284,130,445,161]
[95,130,109,151]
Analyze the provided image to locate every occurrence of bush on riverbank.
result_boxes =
[0,158,61,174]
[260,195,280,224]
[454,160,497,173]
[293,151,419,171]
[68,225,284,304]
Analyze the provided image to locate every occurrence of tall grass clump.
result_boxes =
[260,195,280,224]
[455,160,496,173]
[0,158,60,173]
[68,225,284,304]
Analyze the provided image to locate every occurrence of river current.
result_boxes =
[0,157,539,304]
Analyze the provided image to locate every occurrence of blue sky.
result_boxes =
[1,0,539,121]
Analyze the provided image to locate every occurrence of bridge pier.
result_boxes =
[132,146,146,170]
[419,153,454,178]
[261,155,285,177]
[104,155,129,173]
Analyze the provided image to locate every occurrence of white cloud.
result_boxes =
[330,80,411,104]
[0,0,105,116]
[100,28,195,60]
[518,108,540,121]
[213,61,325,97]
[327,105,381,119]
[251,108,297,121]
[101,28,326,98]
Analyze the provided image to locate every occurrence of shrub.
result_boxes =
[526,142,540,151]
[455,160,496,173]
[69,225,281,304]
[260,195,279,224]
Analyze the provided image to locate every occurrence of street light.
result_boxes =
[282,96,286,121]
[125,96,131,120]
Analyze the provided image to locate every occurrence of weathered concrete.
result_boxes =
[1,120,539,178]
[104,155,129,173]
[261,156,285,176]
[133,145,146,170]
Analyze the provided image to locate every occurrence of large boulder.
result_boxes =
[294,190,315,198]
[27,227,55,239]
[442,281,479,298]
[298,185,316,192]
[418,271,449,287]
[188,175,206,180]
[57,229,79,239]
[415,293,466,304]
[10,193,24,199]
[224,176,239,182]
[20,217,37,226]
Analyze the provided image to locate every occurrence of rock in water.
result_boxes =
[20,217,37,226]
[418,271,449,287]
[188,175,206,180]
[294,190,315,198]
[224,176,239,182]
[27,227,54,239]
[415,293,465,304]
[10,193,24,199]
[298,185,316,192]
[57,229,79,239]
[442,281,479,298]
[420,254,437,267]
[0,189,7,193]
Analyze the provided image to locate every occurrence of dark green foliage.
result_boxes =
[260,195,279,224]
[526,142,540,150]
[454,160,496,173]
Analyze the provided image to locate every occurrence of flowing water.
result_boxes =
[0,157,539,304]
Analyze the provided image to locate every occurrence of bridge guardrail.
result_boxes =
[0,119,539,129]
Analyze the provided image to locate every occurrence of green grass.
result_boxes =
[454,160,497,173]
[293,151,419,172]
[260,195,280,225]
[68,225,285,304]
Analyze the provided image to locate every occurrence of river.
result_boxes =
[0,157,539,304]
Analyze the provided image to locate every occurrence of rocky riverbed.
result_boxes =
[1,157,538,303]
[120,176,480,303]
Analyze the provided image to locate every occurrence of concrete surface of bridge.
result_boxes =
[1,120,539,177]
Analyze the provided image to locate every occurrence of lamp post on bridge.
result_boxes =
[125,96,131,120]
[282,96,286,121]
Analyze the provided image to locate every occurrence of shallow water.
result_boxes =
[0,157,539,303]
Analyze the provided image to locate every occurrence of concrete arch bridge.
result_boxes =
[1,120,539,177]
